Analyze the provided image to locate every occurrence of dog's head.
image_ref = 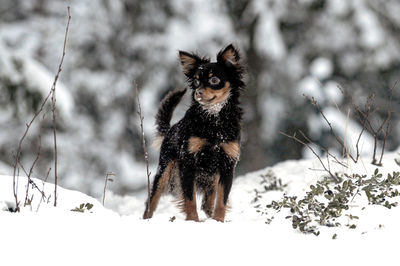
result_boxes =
[178,44,244,110]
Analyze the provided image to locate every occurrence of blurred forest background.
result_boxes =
[1,0,400,197]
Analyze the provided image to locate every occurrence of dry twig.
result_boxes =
[52,6,71,207]
[303,94,362,163]
[338,83,396,166]
[36,167,52,212]
[102,172,115,206]
[377,82,396,165]
[280,131,340,183]
[135,82,152,217]
[11,6,71,211]
[16,161,47,200]
[24,114,45,206]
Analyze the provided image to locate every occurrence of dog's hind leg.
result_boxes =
[143,160,175,219]
[201,174,219,217]
[179,162,200,221]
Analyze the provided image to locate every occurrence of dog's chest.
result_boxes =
[187,128,240,164]
[198,117,236,142]
[183,109,240,162]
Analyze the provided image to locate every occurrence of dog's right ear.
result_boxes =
[178,51,201,77]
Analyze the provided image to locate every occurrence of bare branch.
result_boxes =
[303,94,360,163]
[24,114,45,206]
[36,167,52,212]
[280,131,340,183]
[378,81,397,165]
[12,7,71,211]
[102,172,116,206]
[52,6,71,207]
[17,161,47,202]
[338,84,395,165]
[298,130,347,168]
[135,82,152,217]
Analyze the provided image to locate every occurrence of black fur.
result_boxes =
[143,44,245,222]
[155,88,187,136]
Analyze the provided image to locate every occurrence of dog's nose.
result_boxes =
[197,88,204,95]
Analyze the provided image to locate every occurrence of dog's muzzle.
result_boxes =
[195,88,215,104]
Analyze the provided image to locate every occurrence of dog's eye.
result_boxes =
[209,77,220,85]
[194,79,200,87]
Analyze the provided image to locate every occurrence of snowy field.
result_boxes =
[1,151,400,265]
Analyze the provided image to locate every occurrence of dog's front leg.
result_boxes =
[213,161,235,222]
[179,162,199,221]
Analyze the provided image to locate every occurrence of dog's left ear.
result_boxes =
[179,51,202,77]
[217,44,240,69]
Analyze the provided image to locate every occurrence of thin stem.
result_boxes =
[102,172,115,206]
[280,131,339,183]
[135,82,152,216]
[378,81,396,165]
[52,6,71,207]
[24,114,45,206]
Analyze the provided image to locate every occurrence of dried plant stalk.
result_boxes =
[135,83,152,217]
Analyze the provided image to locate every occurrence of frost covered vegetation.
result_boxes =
[1,0,400,196]
[262,168,400,235]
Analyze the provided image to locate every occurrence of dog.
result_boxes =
[142,44,244,222]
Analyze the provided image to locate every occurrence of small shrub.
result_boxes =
[71,203,94,213]
[252,170,286,204]
[257,167,400,236]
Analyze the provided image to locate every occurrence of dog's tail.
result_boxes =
[156,88,187,137]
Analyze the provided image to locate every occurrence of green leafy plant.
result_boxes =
[71,203,94,213]
[257,167,400,236]
[252,170,286,204]
[362,169,400,208]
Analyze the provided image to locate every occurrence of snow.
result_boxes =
[328,0,351,16]
[2,149,400,265]
[324,81,344,105]
[297,76,324,103]
[19,56,74,118]
[310,57,333,80]
[353,0,384,49]
[0,31,73,119]
[166,0,234,59]
[253,1,287,60]
[2,0,400,199]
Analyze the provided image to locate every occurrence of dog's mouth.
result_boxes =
[195,93,216,105]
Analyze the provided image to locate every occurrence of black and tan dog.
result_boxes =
[143,44,244,222]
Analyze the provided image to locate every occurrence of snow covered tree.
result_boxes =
[1,0,400,195]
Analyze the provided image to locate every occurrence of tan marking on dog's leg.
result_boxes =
[143,161,175,219]
[213,184,226,222]
[220,141,240,160]
[202,174,219,217]
[188,137,207,154]
[183,185,199,221]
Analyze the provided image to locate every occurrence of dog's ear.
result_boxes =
[179,51,202,77]
[217,44,241,69]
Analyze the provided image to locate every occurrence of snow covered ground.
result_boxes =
[1,150,400,265]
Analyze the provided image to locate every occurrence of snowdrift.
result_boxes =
[1,151,400,265]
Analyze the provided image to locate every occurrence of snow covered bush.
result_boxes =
[256,164,400,236]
